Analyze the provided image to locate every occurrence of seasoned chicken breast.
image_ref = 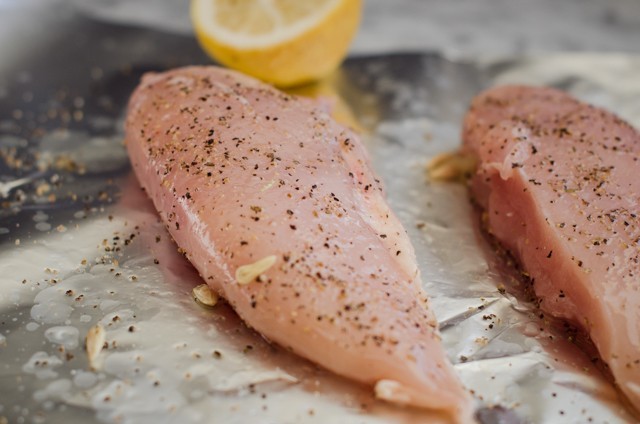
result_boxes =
[125,66,472,420]
[463,85,640,410]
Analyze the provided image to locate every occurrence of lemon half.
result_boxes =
[191,0,362,87]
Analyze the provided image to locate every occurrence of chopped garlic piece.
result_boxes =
[426,151,477,182]
[374,379,412,404]
[235,255,277,285]
[193,284,218,307]
[86,324,105,369]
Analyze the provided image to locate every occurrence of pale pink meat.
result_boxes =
[125,66,472,420]
[463,85,640,409]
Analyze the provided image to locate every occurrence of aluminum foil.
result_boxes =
[1,9,640,424]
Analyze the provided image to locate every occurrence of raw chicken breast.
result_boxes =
[125,66,472,420]
[463,85,640,410]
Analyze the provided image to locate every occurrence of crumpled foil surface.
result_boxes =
[1,8,640,424]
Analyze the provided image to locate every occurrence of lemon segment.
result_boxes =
[191,0,362,87]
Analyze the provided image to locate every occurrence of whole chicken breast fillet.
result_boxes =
[463,85,640,411]
[125,66,472,420]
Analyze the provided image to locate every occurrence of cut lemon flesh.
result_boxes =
[191,0,362,87]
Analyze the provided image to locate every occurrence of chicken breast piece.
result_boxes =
[125,66,472,420]
[463,85,640,410]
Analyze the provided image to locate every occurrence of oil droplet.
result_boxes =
[44,326,80,350]
[26,322,40,332]
[33,211,48,222]
[35,222,52,232]
[73,371,97,389]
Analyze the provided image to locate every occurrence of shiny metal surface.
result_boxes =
[1,7,640,424]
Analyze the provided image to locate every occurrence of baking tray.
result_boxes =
[1,5,640,424]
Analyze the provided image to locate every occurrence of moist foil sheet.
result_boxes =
[1,10,640,424]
